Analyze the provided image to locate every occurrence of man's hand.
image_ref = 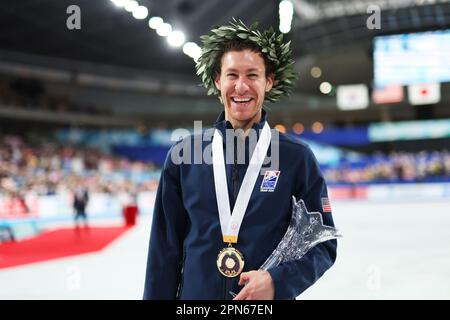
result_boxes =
[233,270,275,300]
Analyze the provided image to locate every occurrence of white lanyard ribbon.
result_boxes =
[212,122,271,244]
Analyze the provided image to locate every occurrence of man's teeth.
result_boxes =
[232,97,252,103]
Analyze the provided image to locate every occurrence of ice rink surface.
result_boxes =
[1,199,449,300]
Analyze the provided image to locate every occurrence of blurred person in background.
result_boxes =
[119,185,139,227]
[73,185,89,229]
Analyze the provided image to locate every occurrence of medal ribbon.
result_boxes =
[212,122,271,244]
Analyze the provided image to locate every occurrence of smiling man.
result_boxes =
[214,44,273,133]
[143,19,337,300]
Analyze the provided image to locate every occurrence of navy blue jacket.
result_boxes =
[143,111,337,300]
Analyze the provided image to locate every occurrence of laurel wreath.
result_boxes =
[196,18,297,103]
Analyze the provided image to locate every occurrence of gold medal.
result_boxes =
[216,245,245,277]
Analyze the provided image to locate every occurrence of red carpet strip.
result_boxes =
[0,226,129,269]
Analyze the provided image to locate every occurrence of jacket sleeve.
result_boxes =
[143,145,188,299]
[267,147,337,300]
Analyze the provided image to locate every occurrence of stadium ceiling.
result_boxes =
[0,0,277,77]
[0,0,449,95]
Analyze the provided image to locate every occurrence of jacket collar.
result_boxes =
[213,109,268,138]
[212,109,269,160]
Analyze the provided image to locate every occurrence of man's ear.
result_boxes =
[265,74,274,92]
[214,74,221,91]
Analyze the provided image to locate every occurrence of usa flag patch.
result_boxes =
[321,197,332,212]
[260,170,280,192]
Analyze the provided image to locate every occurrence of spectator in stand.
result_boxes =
[323,150,450,184]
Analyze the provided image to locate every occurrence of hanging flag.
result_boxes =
[372,84,404,104]
[337,84,369,110]
[407,83,441,105]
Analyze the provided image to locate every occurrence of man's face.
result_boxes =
[215,49,273,124]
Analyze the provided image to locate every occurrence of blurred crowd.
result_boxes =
[0,77,111,116]
[324,150,450,184]
[1,131,449,212]
[0,134,159,213]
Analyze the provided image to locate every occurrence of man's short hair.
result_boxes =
[213,40,275,79]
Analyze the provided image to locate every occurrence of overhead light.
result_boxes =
[320,81,332,94]
[124,0,138,12]
[110,0,128,8]
[156,23,172,37]
[279,0,294,34]
[279,0,294,14]
[279,22,292,34]
[182,42,197,56]
[292,122,304,134]
[132,6,148,19]
[149,16,163,30]
[168,30,186,47]
[183,42,201,60]
[312,122,324,134]
[310,66,322,78]
[274,124,286,133]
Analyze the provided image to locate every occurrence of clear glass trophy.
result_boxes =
[230,196,341,298]
[260,196,341,270]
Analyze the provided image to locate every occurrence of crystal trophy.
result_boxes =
[230,196,341,298]
[260,196,341,270]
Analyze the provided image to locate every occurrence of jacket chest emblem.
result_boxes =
[260,170,280,192]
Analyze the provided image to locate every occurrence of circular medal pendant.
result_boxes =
[217,246,245,278]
